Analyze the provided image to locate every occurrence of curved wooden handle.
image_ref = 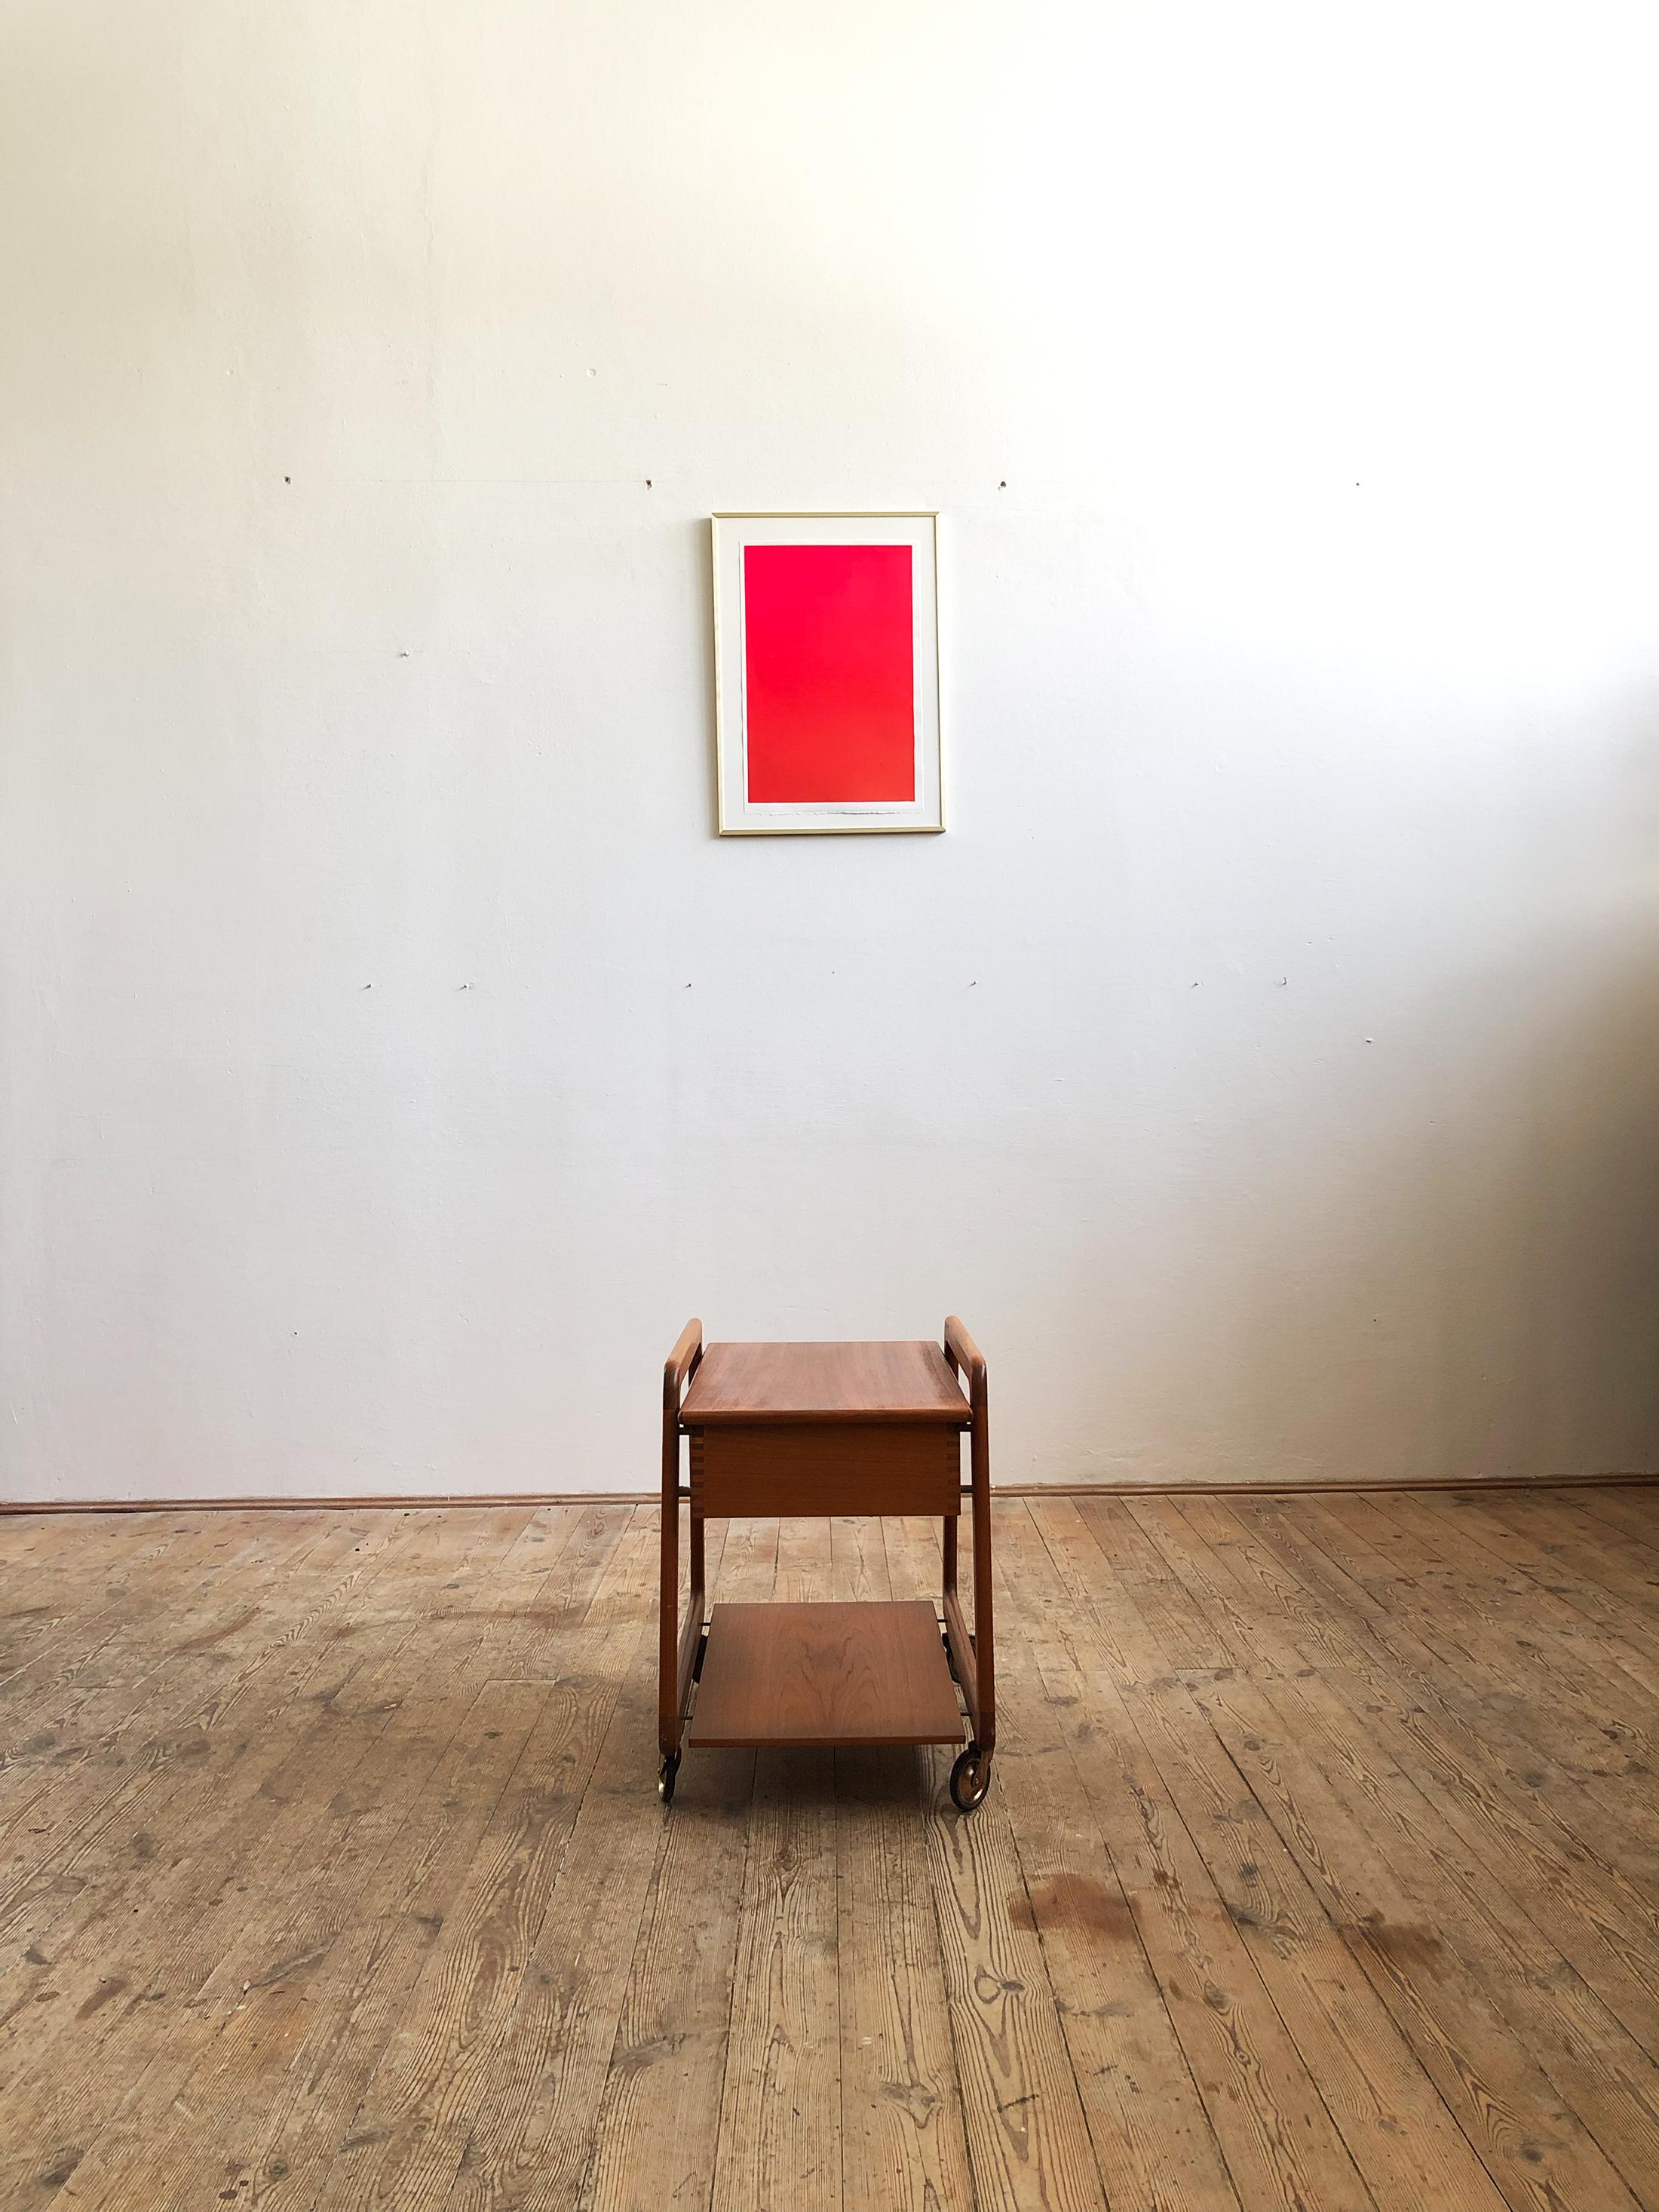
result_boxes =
[943,1315,993,1756]
[944,1315,986,1391]
[664,1317,703,1410]
[661,1318,705,1760]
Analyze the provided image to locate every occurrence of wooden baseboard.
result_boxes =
[1001,1470,1659,1499]
[4,1470,1655,1515]
[0,1492,654,1514]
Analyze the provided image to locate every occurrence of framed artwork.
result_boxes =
[711,511,943,835]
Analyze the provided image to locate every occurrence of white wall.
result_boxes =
[4,2,1657,1502]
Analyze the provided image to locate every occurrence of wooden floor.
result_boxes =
[2,1487,1658,2211]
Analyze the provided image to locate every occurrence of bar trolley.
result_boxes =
[658,1318,995,1812]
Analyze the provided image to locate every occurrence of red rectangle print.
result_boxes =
[742,543,915,802]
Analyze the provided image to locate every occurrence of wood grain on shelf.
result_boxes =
[688,1599,964,1747]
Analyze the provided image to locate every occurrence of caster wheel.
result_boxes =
[949,1744,991,1813]
[658,1753,680,1804]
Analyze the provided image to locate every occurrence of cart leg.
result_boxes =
[943,1317,995,1809]
[661,1320,704,1790]
[659,1484,678,1764]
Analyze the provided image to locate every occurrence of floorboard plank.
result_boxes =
[1150,1496,1659,2050]
[1566,1488,1659,1558]
[12,1509,548,2207]
[711,1742,842,2212]
[578,1704,752,2211]
[1193,1665,1655,2211]
[6,1486,1657,2210]
[1026,1499,1382,2212]
[708,1511,842,2212]
[1234,1497,1659,1882]
[923,1740,1105,2209]
[989,1517,1243,2212]
[1077,1501,1516,2211]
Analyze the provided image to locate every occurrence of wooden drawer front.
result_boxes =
[691,1423,961,1519]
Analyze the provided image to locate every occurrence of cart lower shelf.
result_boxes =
[687,1598,964,1748]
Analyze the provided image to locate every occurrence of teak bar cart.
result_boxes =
[658,1318,995,1812]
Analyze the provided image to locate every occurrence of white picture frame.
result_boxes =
[711,511,943,836]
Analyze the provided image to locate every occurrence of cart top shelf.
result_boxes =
[680,1339,971,1428]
